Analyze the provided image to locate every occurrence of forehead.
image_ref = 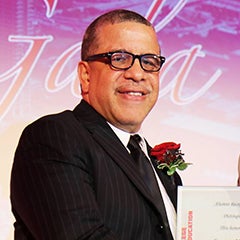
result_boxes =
[96,22,160,54]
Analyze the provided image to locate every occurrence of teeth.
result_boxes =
[127,92,143,96]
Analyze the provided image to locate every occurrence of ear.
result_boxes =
[78,61,90,95]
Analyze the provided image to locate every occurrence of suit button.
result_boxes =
[155,224,164,233]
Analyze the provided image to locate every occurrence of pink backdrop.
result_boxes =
[1,0,240,239]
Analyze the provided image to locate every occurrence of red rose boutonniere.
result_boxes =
[151,142,191,176]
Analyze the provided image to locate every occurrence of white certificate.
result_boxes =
[176,186,240,240]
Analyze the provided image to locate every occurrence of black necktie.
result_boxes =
[128,135,174,240]
[127,134,161,200]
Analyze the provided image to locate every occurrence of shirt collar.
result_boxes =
[107,122,131,148]
[107,122,145,149]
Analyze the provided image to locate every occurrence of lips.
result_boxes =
[126,91,144,96]
[117,86,149,96]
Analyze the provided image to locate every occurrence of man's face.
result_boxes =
[79,21,161,133]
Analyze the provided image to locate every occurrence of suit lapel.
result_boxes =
[146,142,178,210]
[96,128,177,224]
[92,128,151,195]
[155,165,178,209]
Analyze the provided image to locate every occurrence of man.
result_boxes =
[10,9,182,240]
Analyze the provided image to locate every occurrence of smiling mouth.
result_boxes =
[118,90,147,96]
[117,86,149,97]
[126,91,144,96]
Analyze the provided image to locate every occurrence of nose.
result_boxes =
[124,58,145,82]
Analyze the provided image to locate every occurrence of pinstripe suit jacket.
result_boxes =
[10,100,182,240]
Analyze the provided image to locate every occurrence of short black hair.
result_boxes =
[81,9,153,61]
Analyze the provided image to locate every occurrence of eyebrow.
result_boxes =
[106,49,161,55]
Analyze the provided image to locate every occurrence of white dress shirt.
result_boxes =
[108,123,177,239]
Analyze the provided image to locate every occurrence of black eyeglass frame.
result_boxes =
[84,51,166,72]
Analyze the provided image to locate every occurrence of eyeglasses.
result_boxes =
[85,51,166,72]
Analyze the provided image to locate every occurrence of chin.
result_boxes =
[117,118,142,132]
